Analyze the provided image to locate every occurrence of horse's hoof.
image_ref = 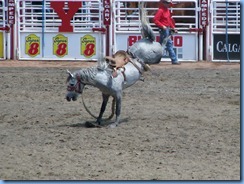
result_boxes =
[109,123,118,128]
[85,121,102,128]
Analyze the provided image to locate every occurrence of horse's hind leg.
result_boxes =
[110,94,121,128]
[96,93,110,125]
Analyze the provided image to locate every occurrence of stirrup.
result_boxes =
[144,64,151,71]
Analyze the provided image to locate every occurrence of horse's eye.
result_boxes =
[68,78,75,86]
[70,78,76,83]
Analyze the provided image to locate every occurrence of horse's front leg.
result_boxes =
[110,94,122,128]
[96,93,110,125]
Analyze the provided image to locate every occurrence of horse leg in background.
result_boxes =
[96,93,110,125]
[110,93,122,128]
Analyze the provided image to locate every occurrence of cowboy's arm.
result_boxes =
[153,9,167,29]
[169,17,178,33]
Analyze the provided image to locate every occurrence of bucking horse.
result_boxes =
[66,4,162,128]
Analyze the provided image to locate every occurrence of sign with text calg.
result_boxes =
[103,0,111,25]
[213,34,240,60]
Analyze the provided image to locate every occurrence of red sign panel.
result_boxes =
[50,1,82,32]
[8,0,15,24]
[103,0,111,25]
[128,36,183,47]
[200,0,208,28]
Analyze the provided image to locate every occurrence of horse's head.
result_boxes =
[66,70,85,102]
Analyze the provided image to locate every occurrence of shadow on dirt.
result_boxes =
[59,118,130,128]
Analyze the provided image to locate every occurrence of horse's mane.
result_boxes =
[66,67,97,83]
[97,58,109,71]
[66,58,110,84]
[74,67,98,84]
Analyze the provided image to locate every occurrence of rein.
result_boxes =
[67,75,83,94]
[67,73,115,120]
[82,94,115,121]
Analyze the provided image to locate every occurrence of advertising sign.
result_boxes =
[103,0,111,25]
[213,34,240,60]
[116,34,197,61]
[81,35,96,58]
[53,34,68,57]
[50,1,82,32]
[0,32,3,58]
[8,0,15,24]
[19,33,102,60]
[25,34,40,57]
[200,0,208,28]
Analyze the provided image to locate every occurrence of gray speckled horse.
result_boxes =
[66,7,162,128]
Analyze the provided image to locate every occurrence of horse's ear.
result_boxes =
[66,70,74,78]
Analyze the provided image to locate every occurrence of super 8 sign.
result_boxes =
[49,1,98,58]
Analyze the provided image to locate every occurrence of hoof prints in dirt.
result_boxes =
[0,66,240,180]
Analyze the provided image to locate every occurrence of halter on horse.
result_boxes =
[66,4,162,128]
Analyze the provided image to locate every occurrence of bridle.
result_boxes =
[67,75,84,94]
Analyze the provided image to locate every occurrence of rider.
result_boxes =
[153,0,180,65]
[105,50,151,81]
[105,50,129,78]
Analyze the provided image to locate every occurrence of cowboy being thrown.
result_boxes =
[105,50,129,78]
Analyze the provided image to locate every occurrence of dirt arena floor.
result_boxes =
[0,60,240,180]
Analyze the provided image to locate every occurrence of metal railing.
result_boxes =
[113,0,199,33]
[16,0,102,32]
[0,0,5,27]
[211,0,240,33]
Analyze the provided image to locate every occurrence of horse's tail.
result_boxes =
[139,2,155,42]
